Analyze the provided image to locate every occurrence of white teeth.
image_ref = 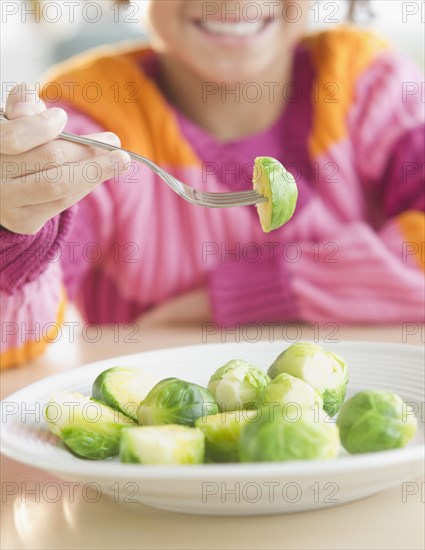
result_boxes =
[200,21,264,36]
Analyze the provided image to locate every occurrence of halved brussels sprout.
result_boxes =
[92,366,157,421]
[207,359,271,411]
[195,410,259,463]
[45,391,134,460]
[261,372,323,409]
[337,390,417,454]
[119,425,205,465]
[253,156,298,233]
[137,378,219,426]
[239,405,340,462]
[268,343,348,416]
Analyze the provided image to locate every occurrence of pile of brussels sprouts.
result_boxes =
[45,343,417,465]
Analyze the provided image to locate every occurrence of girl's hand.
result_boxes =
[0,84,130,235]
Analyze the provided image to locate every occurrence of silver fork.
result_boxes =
[0,109,266,208]
[59,132,267,208]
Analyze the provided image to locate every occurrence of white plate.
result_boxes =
[1,341,424,516]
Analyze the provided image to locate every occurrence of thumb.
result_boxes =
[5,83,46,120]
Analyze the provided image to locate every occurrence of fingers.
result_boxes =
[0,84,129,235]
[2,149,131,208]
[5,83,46,119]
[1,83,68,154]
[1,132,121,177]
[11,184,108,235]
[1,149,130,234]
[0,107,68,155]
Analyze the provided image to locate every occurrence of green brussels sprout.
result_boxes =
[239,405,340,462]
[45,391,134,460]
[253,156,298,233]
[268,343,348,416]
[261,372,323,409]
[137,378,219,427]
[195,410,258,463]
[119,425,205,465]
[207,359,271,411]
[337,390,417,454]
[92,367,158,421]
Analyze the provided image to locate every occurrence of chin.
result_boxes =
[211,67,280,87]
[189,52,278,85]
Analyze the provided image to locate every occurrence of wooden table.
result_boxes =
[1,310,424,550]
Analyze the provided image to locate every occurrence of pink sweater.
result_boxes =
[1,29,424,367]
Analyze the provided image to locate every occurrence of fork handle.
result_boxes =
[58,132,163,176]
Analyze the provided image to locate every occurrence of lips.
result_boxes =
[197,19,268,37]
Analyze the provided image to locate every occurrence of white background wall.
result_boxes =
[1,0,424,103]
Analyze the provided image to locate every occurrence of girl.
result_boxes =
[1,0,424,368]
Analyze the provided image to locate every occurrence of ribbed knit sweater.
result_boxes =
[1,28,424,368]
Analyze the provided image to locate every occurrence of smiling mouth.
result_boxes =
[194,18,272,37]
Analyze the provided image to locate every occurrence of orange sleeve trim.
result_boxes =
[0,292,67,371]
[302,27,388,158]
[397,210,425,271]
